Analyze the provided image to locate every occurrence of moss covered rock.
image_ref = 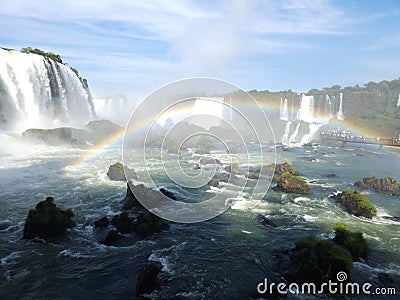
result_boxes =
[332,190,377,219]
[275,172,311,194]
[293,236,353,284]
[23,197,75,240]
[333,223,368,260]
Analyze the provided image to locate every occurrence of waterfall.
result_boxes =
[336,92,344,121]
[300,123,323,144]
[298,94,315,123]
[0,48,96,131]
[397,93,400,108]
[281,121,292,145]
[288,122,301,144]
[280,98,289,121]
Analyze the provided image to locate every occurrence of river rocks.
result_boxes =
[23,197,75,240]
[274,172,311,194]
[93,216,109,228]
[159,188,177,200]
[22,127,91,145]
[111,212,135,234]
[224,163,241,175]
[325,173,337,178]
[123,183,176,210]
[136,262,162,295]
[134,211,169,237]
[106,162,137,181]
[99,229,120,246]
[199,157,222,165]
[354,176,400,196]
[257,214,278,228]
[331,190,377,219]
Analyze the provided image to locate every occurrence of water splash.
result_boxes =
[281,121,292,145]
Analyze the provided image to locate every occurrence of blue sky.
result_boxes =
[1,0,400,99]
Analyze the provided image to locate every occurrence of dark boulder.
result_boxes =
[159,188,177,200]
[23,197,75,240]
[134,211,169,237]
[258,214,278,228]
[325,173,337,178]
[111,212,135,234]
[99,229,120,246]
[93,216,109,228]
[224,163,241,175]
[123,183,174,211]
[136,262,162,295]
[107,162,137,181]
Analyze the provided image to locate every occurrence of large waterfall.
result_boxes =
[0,48,96,131]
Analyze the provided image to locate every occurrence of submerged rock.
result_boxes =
[330,190,377,219]
[23,197,75,240]
[106,162,137,181]
[159,188,177,200]
[257,214,278,228]
[136,262,162,295]
[274,172,311,194]
[354,176,400,196]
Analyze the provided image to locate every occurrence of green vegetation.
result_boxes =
[294,236,353,283]
[21,47,63,64]
[333,223,368,259]
[20,47,82,79]
[246,172,260,179]
[334,190,377,219]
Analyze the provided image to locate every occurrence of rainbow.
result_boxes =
[68,97,378,172]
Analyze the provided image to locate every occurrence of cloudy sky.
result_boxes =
[1,0,400,99]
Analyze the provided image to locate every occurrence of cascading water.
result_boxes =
[298,94,314,123]
[281,121,292,145]
[0,48,96,131]
[336,92,344,121]
[397,93,400,108]
[288,122,301,144]
[279,98,289,121]
[300,123,323,144]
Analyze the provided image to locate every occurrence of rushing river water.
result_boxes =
[0,139,399,299]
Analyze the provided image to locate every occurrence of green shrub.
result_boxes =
[333,223,368,259]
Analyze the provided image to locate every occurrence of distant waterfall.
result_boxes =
[397,93,400,108]
[0,48,96,131]
[326,95,333,119]
[336,93,344,121]
[288,122,301,144]
[281,121,292,145]
[280,98,289,121]
[298,94,314,123]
